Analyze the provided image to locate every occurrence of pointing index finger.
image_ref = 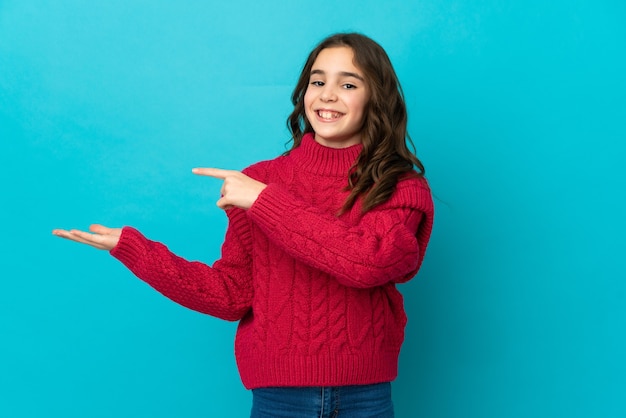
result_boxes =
[192,167,234,179]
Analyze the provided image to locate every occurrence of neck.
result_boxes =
[290,133,362,176]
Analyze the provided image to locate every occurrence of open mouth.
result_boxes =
[317,110,343,121]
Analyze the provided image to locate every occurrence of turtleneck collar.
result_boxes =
[289,133,363,177]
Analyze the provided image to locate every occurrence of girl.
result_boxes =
[53,33,434,417]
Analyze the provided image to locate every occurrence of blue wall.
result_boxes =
[1,1,625,417]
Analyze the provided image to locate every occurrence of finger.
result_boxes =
[192,167,237,179]
[215,196,233,211]
[69,229,108,244]
[89,224,121,237]
[89,224,109,232]
[52,229,88,240]
[52,229,75,240]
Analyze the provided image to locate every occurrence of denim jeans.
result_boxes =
[250,382,394,418]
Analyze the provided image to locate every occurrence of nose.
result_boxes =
[320,85,337,102]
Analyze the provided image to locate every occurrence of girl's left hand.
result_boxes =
[192,167,267,210]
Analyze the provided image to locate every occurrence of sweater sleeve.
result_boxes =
[109,208,254,321]
[246,177,434,289]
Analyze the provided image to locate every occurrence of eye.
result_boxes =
[310,80,324,87]
[343,83,357,90]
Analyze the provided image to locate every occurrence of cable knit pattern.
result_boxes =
[110,133,434,389]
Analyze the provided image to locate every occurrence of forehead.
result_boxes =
[311,46,362,74]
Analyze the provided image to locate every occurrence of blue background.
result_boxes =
[1,1,625,417]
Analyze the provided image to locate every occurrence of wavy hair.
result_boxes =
[287,33,425,214]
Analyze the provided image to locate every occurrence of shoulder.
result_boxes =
[380,173,433,213]
[396,173,431,194]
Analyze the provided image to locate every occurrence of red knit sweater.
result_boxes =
[110,133,434,389]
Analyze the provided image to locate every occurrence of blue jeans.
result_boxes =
[250,383,394,418]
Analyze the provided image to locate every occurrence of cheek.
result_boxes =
[303,90,315,119]
[350,95,368,120]
[303,88,314,107]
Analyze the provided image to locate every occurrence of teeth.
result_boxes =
[318,110,341,120]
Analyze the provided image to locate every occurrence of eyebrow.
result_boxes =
[310,69,365,81]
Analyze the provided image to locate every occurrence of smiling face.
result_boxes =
[303,47,369,149]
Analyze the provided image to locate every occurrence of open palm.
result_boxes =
[52,224,121,251]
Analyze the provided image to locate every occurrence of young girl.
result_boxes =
[53,33,434,418]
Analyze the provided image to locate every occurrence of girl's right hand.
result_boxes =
[52,224,122,251]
